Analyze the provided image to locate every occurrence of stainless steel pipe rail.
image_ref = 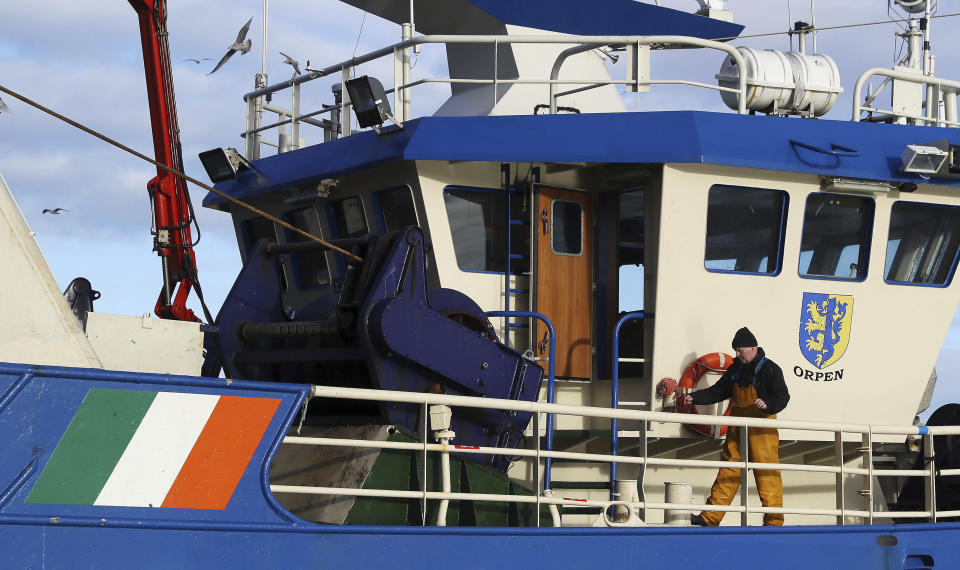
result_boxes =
[241,34,750,158]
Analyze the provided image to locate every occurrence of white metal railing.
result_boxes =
[852,67,960,127]
[268,384,960,528]
[241,34,748,159]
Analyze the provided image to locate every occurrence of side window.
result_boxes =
[330,196,369,238]
[799,193,873,280]
[551,200,583,256]
[283,208,330,288]
[240,216,276,259]
[885,201,960,286]
[443,187,528,274]
[619,190,645,311]
[704,185,788,275]
[376,187,418,232]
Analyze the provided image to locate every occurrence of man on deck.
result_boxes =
[680,327,790,526]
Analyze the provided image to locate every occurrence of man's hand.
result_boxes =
[680,394,693,407]
[755,398,767,410]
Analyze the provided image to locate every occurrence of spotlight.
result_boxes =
[901,144,948,175]
[345,75,403,131]
[199,147,250,183]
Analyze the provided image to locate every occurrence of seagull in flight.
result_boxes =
[280,52,301,76]
[184,57,213,64]
[209,18,253,75]
[42,208,69,215]
[0,96,9,114]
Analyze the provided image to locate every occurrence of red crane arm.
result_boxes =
[127,0,201,322]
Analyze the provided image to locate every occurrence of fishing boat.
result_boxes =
[3,0,960,566]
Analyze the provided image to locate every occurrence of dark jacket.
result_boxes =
[691,348,790,415]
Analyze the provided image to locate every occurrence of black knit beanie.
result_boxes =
[731,327,758,348]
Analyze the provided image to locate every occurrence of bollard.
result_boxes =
[613,479,639,522]
[665,482,692,525]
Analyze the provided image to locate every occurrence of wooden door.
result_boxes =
[534,186,592,379]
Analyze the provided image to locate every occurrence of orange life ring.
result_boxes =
[678,352,735,437]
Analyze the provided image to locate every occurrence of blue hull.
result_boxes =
[0,363,953,569]
[2,521,953,569]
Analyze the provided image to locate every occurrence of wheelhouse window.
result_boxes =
[704,185,788,275]
[240,216,276,259]
[551,200,583,256]
[884,201,960,286]
[799,193,873,280]
[619,190,645,311]
[330,196,368,238]
[283,208,330,288]
[376,186,418,232]
[443,187,528,274]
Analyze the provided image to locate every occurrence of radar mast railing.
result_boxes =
[852,68,960,127]
[240,34,750,159]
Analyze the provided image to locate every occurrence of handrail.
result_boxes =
[310,383,957,436]
[852,67,960,125]
[548,36,746,115]
[609,311,653,502]
[240,34,751,156]
[288,383,958,527]
[486,310,557,489]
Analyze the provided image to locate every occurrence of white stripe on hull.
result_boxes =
[94,392,219,507]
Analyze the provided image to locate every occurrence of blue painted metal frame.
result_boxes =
[609,311,652,500]
[486,311,556,489]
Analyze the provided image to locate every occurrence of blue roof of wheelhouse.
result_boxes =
[204,111,960,208]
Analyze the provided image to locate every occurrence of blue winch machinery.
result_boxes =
[204,226,542,470]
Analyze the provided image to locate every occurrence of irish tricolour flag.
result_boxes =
[27,388,281,510]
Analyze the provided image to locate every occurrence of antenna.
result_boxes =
[262,0,269,79]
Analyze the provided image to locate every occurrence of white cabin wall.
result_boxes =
[434,25,626,117]
[416,161,512,334]
[647,163,960,441]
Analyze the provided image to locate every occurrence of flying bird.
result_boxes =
[208,17,253,75]
[184,57,213,64]
[280,52,301,75]
[42,208,69,215]
[0,96,9,114]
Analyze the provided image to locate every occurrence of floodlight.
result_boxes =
[199,147,249,182]
[901,144,948,175]
[345,75,402,131]
[894,0,929,14]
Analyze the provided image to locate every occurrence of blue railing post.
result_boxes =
[610,311,652,501]
[486,310,556,490]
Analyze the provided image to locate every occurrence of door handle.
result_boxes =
[539,331,549,355]
[540,208,549,234]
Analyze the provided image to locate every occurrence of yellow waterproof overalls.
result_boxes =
[699,360,783,527]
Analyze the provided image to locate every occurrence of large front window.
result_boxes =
[885,201,960,286]
[704,185,788,275]
[283,208,330,288]
[376,187,418,232]
[443,187,527,274]
[799,193,873,280]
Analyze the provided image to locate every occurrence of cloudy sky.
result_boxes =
[1,0,959,416]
